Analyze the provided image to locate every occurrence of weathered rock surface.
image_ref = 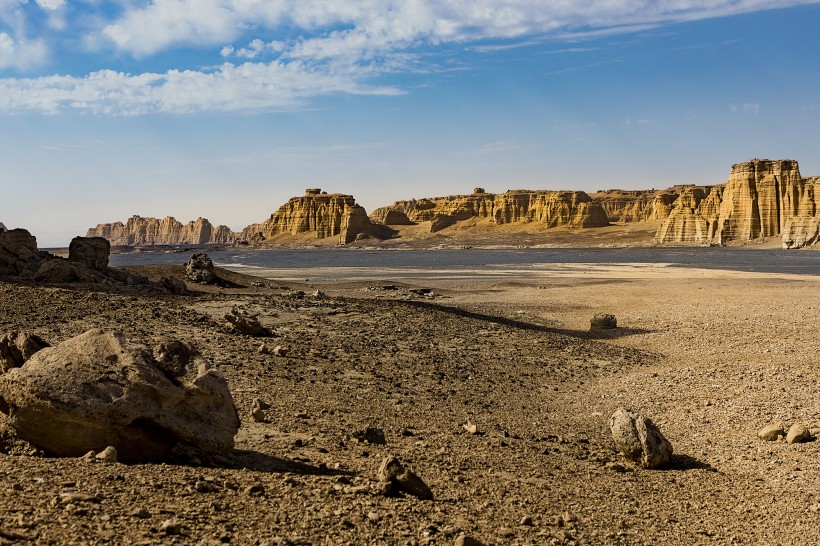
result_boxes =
[0,228,37,253]
[373,189,609,233]
[0,332,49,373]
[786,423,810,444]
[655,159,820,247]
[609,408,673,469]
[591,188,679,223]
[225,307,270,336]
[242,189,394,244]
[185,253,216,284]
[68,236,110,270]
[0,329,239,462]
[87,216,237,246]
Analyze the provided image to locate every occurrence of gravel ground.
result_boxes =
[0,263,818,545]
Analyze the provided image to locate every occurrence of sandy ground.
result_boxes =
[0,260,818,545]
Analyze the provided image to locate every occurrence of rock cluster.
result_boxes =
[242,189,395,244]
[371,190,609,233]
[0,329,239,462]
[87,216,236,246]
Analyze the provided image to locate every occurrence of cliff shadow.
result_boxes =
[393,299,655,340]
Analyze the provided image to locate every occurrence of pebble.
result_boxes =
[520,516,534,526]
[454,536,486,546]
[160,518,183,535]
[244,484,265,497]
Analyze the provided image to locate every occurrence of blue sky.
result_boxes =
[1,1,819,247]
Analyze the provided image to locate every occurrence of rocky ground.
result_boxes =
[0,261,818,545]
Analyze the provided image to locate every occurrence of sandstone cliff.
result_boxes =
[241,189,393,244]
[654,159,820,247]
[590,189,679,223]
[87,216,237,246]
[371,189,609,233]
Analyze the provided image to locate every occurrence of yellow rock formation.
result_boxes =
[87,216,236,246]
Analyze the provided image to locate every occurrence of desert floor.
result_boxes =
[0,259,817,545]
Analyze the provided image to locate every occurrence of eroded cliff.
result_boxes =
[371,189,609,232]
[654,159,820,247]
[590,189,679,223]
[241,189,392,244]
[87,216,237,246]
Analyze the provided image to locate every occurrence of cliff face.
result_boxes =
[590,189,679,223]
[242,190,392,244]
[372,190,609,233]
[87,216,237,246]
[654,159,820,247]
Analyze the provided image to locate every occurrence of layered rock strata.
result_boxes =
[87,216,236,246]
[655,159,820,248]
[242,190,392,244]
[591,189,679,223]
[371,189,609,233]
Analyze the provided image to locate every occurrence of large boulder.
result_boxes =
[609,408,673,469]
[185,253,216,284]
[0,329,239,462]
[69,236,110,270]
[0,228,37,253]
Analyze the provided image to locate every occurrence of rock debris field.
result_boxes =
[0,258,819,545]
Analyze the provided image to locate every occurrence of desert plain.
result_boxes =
[0,241,818,546]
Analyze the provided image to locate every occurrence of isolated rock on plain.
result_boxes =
[609,408,673,469]
[590,313,617,330]
[786,423,810,444]
[185,253,216,284]
[757,422,785,441]
[0,329,239,462]
[68,236,110,270]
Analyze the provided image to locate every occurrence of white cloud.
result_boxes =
[731,102,761,114]
[34,0,65,10]
[0,32,47,70]
[0,60,403,115]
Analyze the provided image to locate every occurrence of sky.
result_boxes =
[0,1,819,247]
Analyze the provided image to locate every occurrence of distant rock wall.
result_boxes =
[371,189,609,232]
[590,189,679,223]
[87,216,237,246]
[654,159,820,248]
[241,190,392,244]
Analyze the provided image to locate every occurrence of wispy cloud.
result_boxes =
[0,0,818,114]
[731,102,761,115]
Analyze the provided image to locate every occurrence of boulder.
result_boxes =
[185,253,216,284]
[34,259,79,283]
[68,236,110,270]
[0,329,239,462]
[0,228,37,253]
[609,408,673,469]
[161,276,189,295]
[0,332,50,373]
[590,313,617,331]
[377,456,433,500]
[758,422,785,441]
[786,423,810,444]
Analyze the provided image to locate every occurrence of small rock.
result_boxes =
[244,484,265,497]
[758,422,785,442]
[273,346,287,357]
[96,446,118,463]
[250,398,270,423]
[377,456,433,500]
[605,461,629,473]
[257,343,270,355]
[590,313,617,331]
[160,517,183,535]
[59,492,101,504]
[786,422,810,444]
[609,407,672,469]
[366,511,381,523]
[312,290,327,299]
[225,307,269,336]
[463,420,478,435]
[80,450,96,462]
[353,427,386,445]
[454,535,486,546]
[520,516,534,526]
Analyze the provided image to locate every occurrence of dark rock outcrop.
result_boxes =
[69,236,110,270]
